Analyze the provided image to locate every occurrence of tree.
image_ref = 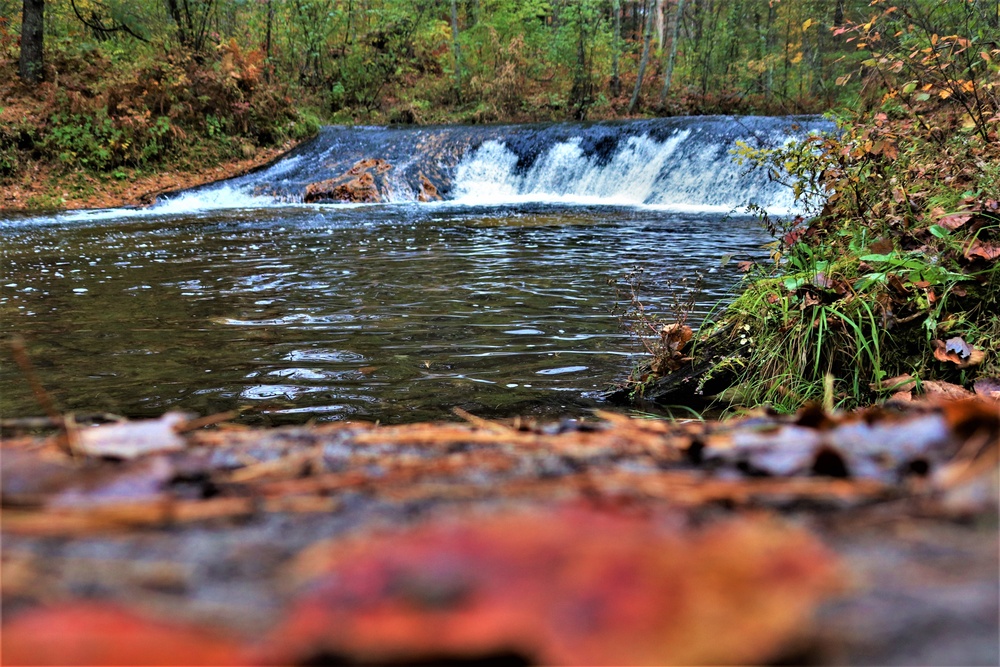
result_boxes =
[450,0,463,100]
[610,0,622,97]
[19,0,44,84]
[659,0,684,105]
[628,0,655,113]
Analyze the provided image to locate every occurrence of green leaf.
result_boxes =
[928,224,951,238]
[784,276,806,291]
[859,253,897,262]
[854,273,886,291]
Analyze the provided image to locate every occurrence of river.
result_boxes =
[0,116,829,425]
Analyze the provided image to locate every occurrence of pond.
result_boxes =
[0,117,828,424]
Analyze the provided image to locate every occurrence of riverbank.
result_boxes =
[0,139,303,213]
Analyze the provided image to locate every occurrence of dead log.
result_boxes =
[604,322,744,406]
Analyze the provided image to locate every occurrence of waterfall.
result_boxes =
[88,116,833,218]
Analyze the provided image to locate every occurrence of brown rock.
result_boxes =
[304,158,392,203]
[417,174,442,202]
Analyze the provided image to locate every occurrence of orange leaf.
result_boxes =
[937,212,972,230]
[965,240,1000,261]
[267,509,841,666]
[1,603,246,666]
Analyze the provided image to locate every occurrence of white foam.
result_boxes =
[449,130,817,215]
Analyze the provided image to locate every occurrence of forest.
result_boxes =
[1,0,883,200]
[2,2,999,666]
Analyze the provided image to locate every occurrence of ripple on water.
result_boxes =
[536,365,589,375]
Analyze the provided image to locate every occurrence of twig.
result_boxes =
[8,336,78,455]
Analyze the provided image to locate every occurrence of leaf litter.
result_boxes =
[1,396,997,665]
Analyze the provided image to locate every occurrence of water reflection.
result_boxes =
[1,203,767,424]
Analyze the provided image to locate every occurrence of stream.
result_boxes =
[0,116,830,424]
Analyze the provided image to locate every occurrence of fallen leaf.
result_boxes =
[932,338,985,368]
[945,336,973,359]
[965,240,1000,261]
[868,238,894,255]
[937,212,972,230]
[0,603,246,665]
[871,374,917,393]
[268,508,840,666]
[922,380,974,400]
[76,413,189,459]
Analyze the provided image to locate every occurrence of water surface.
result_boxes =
[1,203,766,424]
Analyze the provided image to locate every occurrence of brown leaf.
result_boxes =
[922,380,974,400]
[890,389,914,402]
[269,509,840,666]
[932,337,986,369]
[871,374,917,393]
[661,322,693,351]
[811,272,833,289]
[868,238,894,255]
[965,240,1000,261]
[887,273,910,294]
[937,212,972,230]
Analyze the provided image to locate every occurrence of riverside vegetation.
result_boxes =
[622,0,1000,412]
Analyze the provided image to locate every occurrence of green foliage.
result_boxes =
[710,0,1000,412]
[2,0,888,131]
[1,33,315,179]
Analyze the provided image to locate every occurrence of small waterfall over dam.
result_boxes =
[173,115,831,214]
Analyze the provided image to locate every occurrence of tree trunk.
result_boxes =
[627,0,656,113]
[659,0,684,105]
[449,0,462,101]
[164,0,188,46]
[610,0,621,97]
[18,0,44,84]
[654,0,665,47]
[264,0,273,80]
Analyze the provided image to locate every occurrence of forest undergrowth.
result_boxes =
[0,32,319,210]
